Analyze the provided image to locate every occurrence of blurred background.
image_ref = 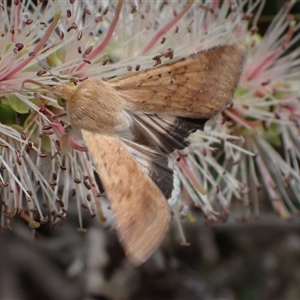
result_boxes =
[1,1,300,300]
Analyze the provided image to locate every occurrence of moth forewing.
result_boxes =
[110,44,246,118]
[81,130,170,265]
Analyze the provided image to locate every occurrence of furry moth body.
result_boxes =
[31,45,246,265]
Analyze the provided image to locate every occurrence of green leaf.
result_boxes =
[7,94,30,114]
[41,135,52,153]
[0,97,16,124]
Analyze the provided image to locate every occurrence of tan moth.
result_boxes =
[25,44,246,266]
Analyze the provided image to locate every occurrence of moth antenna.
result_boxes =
[34,56,67,85]
[22,55,69,92]
[22,60,66,95]
[22,79,64,99]
[22,79,54,91]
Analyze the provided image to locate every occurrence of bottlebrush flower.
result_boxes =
[0,0,299,240]
[180,1,300,222]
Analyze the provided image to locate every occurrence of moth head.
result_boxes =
[56,96,67,108]
[22,79,75,108]
[53,85,76,105]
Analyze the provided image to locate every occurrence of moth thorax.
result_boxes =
[67,79,131,135]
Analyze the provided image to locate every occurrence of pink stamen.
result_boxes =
[201,1,219,32]
[246,51,280,81]
[142,0,195,54]
[246,19,295,81]
[51,119,88,152]
[0,11,61,81]
[76,0,123,71]
[68,140,88,152]
[225,109,263,129]
[254,154,289,218]
[11,1,22,43]
[178,155,206,195]
[82,160,106,222]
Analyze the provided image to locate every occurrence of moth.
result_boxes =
[25,44,246,266]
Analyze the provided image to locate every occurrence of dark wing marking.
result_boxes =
[123,139,180,203]
[132,113,208,154]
